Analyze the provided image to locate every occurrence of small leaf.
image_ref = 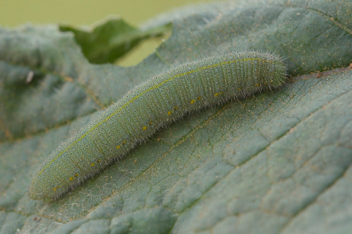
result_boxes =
[59,17,171,64]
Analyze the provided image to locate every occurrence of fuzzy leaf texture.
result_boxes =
[0,0,352,233]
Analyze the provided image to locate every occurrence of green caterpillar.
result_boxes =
[29,51,286,201]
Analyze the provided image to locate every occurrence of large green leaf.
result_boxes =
[0,0,352,233]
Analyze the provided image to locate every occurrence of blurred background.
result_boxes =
[0,0,213,66]
[0,0,210,28]
[0,0,217,66]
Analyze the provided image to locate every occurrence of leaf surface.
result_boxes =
[0,0,352,233]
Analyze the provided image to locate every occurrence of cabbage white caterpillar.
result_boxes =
[29,51,286,201]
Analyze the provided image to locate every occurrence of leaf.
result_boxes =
[59,17,172,64]
[0,0,352,233]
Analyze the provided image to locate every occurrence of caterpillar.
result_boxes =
[29,51,287,201]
